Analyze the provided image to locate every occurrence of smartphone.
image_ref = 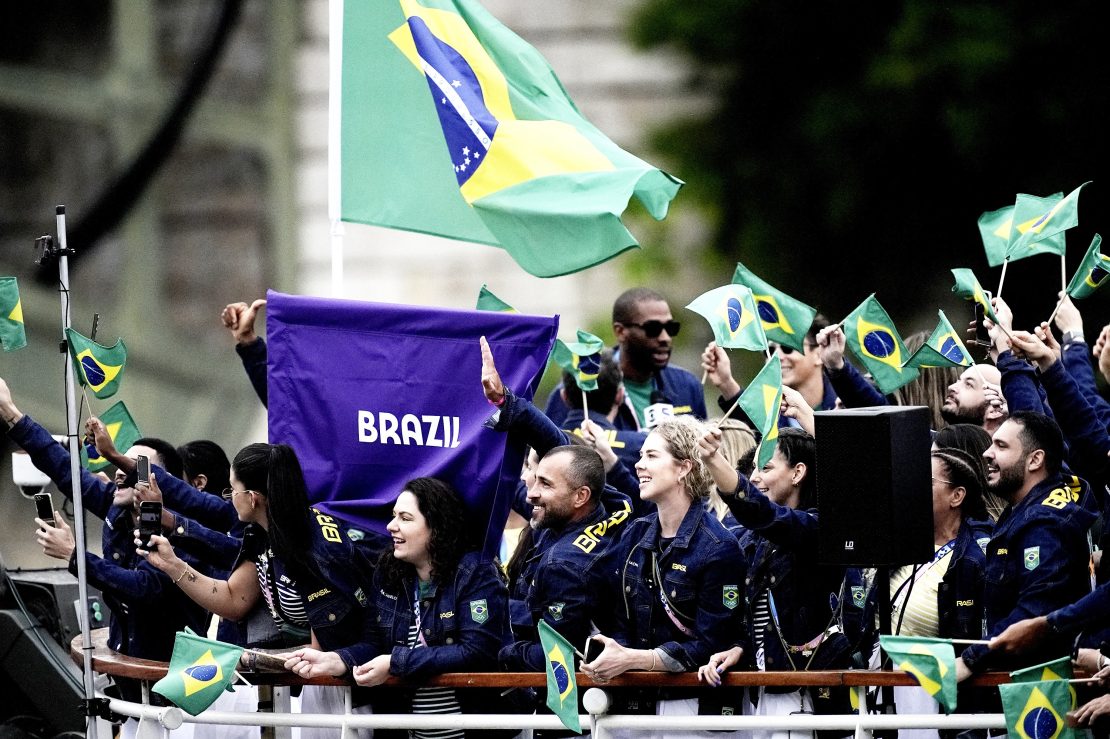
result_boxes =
[974,294,992,345]
[136,455,151,487]
[138,501,162,549]
[584,635,604,664]
[34,492,55,527]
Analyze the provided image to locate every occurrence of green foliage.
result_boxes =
[626,0,1109,327]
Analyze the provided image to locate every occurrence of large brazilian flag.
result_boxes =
[335,0,683,277]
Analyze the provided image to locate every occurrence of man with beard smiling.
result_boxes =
[545,288,707,431]
[956,411,1096,679]
[499,445,630,672]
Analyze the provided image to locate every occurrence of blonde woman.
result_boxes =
[583,417,748,738]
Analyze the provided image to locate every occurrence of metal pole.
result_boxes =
[55,205,101,737]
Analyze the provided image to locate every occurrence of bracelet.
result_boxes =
[648,648,657,672]
[174,564,191,585]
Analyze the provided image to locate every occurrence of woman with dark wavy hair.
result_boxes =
[287,477,512,739]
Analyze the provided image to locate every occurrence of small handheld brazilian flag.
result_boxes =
[0,277,27,352]
[842,295,918,394]
[66,328,127,399]
[153,628,244,716]
[951,268,1000,325]
[686,284,767,351]
[978,199,1068,267]
[80,401,142,473]
[538,620,581,733]
[731,262,816,353]
[1011,656,1074,683]
[903,310,973,369]
[999,678,1078,739]
[552,329,604,392]
[475,284,517,312]
[1008,182,1090,255]
[1066,234,1110,300]
[879,635,957,713]
[737,355,782,470]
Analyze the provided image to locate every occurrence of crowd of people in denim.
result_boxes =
[5,284,1110,739]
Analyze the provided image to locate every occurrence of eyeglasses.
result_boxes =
[221,487,252,501]
[931,477,954,486]
[621,320,681,338]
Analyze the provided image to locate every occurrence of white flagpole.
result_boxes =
[54,206,100,736]
[328,0,346,298]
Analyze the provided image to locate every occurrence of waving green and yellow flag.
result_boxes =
[903,310,973,369]
[1066,234,1110,300]
[999,678,1077,739]
[66,328,127,399]
[538,620,581,733]
[978,198,1068,267]
[842,295,918,394]
[337,0,682,278]
[153,629,243,716]
[731,262,816,353]
[1008,182,1090,255]
[738,355,782,470]
[879,635,957,713]
[552,329,604,392]
[81,401,142,473]
[686,284,768,352]
[951,268,999,325]
[0,277,27,352]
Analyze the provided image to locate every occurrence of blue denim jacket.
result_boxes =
[355,550,512,723]
[501,499,632,671]
[8,416,209,662]
[725,476,847,672]
[962,473,1096,672]
[613,502,747,669]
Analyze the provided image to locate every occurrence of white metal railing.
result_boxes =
[107,686,1008,739]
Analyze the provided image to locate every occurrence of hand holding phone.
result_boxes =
[584,635,605,664]
[34,492,55,528]
[138,500,162,549]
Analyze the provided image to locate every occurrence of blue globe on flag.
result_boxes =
[863,330,896,358]
[726,297,744,332]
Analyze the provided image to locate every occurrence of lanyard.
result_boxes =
[890,539,956,608]
[411,584,428,648]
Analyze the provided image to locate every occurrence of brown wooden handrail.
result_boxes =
[71,629,1015,689]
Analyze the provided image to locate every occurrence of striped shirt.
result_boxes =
[255,548,308,627]
[407,586,462,739]
[889,546,953,638]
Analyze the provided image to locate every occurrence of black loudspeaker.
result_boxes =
[814,406,933,566]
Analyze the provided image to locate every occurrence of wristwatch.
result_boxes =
[1061,330,1085,346]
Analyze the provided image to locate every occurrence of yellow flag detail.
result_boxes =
[754,293,795,335]
[8,299,22,324]
[389,0,612,205]
[856,317,904,371]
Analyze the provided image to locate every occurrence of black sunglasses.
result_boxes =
[621,320,681,338]
[769,342,815,355]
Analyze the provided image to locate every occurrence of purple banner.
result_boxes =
[266,291,558,553]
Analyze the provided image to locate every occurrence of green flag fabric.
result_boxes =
[737,355,782,470]
[1010,656,1073,683]
[0,277,27,352]
[475,284,517,312]
[879,635,958,713]
[842,295,918,394]
[951,268,1000,325]
[537,620,581,733]
[1004,192,1068,262]
[903,310,974,369]
[978,203,1067,267]
[685,284,768,351]
[66,328,127,399]
[1066,234,1110,300]
[731,262,816,352]
[152,629,244,716]
[81,401,142,473]
[338,0,682,278]
[1008,182,1090,255]
[999,678,1078,739]
[551,329,604,392]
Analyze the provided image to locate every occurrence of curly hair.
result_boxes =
[378,477,472,588]
[649,416,713,500]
